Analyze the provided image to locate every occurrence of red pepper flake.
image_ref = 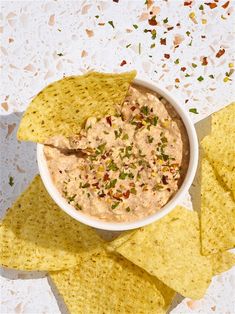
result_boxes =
[202,57,208,65]
[103,173,110,181]
[176,22,180,26]
[205,2,217,9]
[120,60,127,66]
[181,67,186,72]
[113,0,119,2]
[123,190,130,199]
[222,1,230,9]
[106,116,112,126]
[160,38,166,45]
[164,54,170,59]
[175,78,180,83]
[98,23,105,26]
[148,15,157,26]
[92,182,99,188]
[131,106,136,111]
[216,48,225,58]
[184,1,192,6]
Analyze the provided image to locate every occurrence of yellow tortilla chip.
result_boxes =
[0,176,104,271]
[111,206,212,300]
[209,252,235,276]
[211,102,235,134]
[50,250,174,314]
[17,71,136,143]
[200,158,235,255]
[201,134,235,199]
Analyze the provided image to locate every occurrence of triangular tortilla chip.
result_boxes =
[110,206,212,300]
[50,250,175,314]
[17,71,136,143]
[0,176,104,271]
[200,158,235,255]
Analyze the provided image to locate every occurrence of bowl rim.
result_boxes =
[37,77,198,231]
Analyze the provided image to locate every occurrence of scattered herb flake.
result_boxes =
[151,29,157,40]
[140,106,149,115]
[133,24,138,29]
[126,44,131,48]
[197,76,204,82]
[174,58,179,64]
[199,4,204,10]
[108,20,115,28]
[192,63,197,68]
[163,17,168,23]
[125,206,131,212]
[57,53,63,56]
[95,15,99,18]
[216,48,225,58]
[9,176,14,186]
[111,202,120,209]
[189,108,199,114]
[150,43,155,48]
[120,60,127,66]
[138,42,141,54]
[209,74,214,79]
[148,15,157,26]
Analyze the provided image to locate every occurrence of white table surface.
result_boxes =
[0,1,235,313]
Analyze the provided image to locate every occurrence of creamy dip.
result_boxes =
[44,85,189,222]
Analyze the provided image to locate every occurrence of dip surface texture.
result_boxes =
[44,85,189,222]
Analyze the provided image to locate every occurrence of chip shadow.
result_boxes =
[189,115,212,214]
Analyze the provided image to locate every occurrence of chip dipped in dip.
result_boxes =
[44,85,189,222]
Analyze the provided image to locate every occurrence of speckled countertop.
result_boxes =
[0,1,235,313]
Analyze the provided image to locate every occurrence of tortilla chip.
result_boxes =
[211,102,235,134]
[107,230,136,251]
[200,158,235,255]
[50,250,174,314]
[209,252,235,276]
[0,175,104,271]
[17,71,136,143]
[111,206,212,300]
[201,134,235,199]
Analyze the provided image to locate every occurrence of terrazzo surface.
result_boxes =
[0,0,235,313]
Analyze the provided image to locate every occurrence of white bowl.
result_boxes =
[37,78,198,231]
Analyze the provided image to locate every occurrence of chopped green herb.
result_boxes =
[123,146,132,158]
[147,135,154,143]
[126,44,131,48]
[128,172,134,179]
[199,4,204,10]
[186,31,191,36]
[96,143,106,154]
[119,172,128,180]
[9,176,14,186]
[189,108,199,114]
[197,76,204,82]
[133,24,138,29]
[57,53,63,56]
[189,39,192,46]
[185,73,190,77]
[106,179,117,189]
[58,29,61,32]
[209,74,214,79]
[67,194,77,203]
[81,183,90,188]
[114,128,123,139]
[75,204,82,210]
[108,21,115,28]
[140,106,149,115]
[130,188,137,195]
[138,42,141,54]
[111,202,120,209]
[161,136,168,143]
[192,63,197,68]
[151,29,157,40]
[174,58,179,64]
[150,43,155,49]
[95,15,99,18]
[122,134,129,140]
[108,160,118,171]
[125,207,131,212]
[163,17,168,23]
[153,116,158,126]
